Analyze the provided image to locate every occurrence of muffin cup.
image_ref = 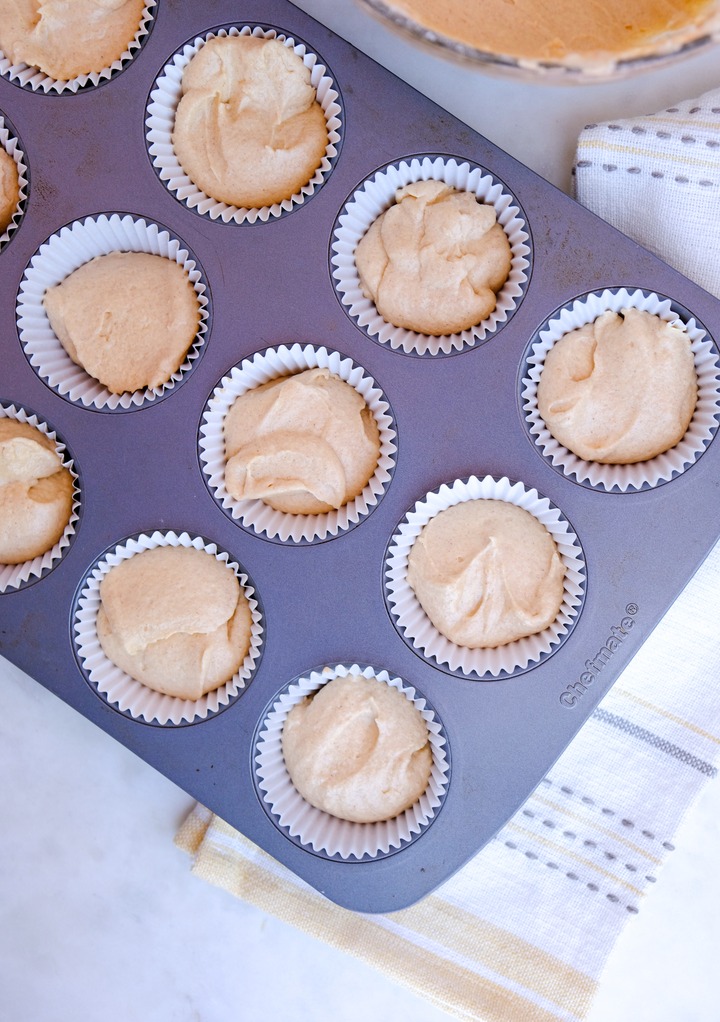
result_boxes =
[385,475,586,678]
[254,662,450,860]
[0,402,80,593]
[199,344,397,543]
[0,114,28,250]
[330,155,531,355]
[145,24,343,225]
[521,288,720,492]
[72,530,264,726]
[16,213,210,411]
[0,2,156,94]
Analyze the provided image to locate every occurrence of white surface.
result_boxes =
[2,3,720,1019]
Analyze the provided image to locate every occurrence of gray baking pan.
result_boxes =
[1,0,719,913]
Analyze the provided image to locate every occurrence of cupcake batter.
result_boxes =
[407,499,566,648]
[43,251,201,395]
[0,419,73,564]
[96,545,253,700]
[0,0,146,80]
[355,180,511,336]
[282,674,432,823]
[172,35,328,209]
[223,367,380,515]
[537,308,697,464]
[0,148,19,234]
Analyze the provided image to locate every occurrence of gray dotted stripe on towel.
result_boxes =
[583,103,720,136]
[574,158,719,188]
[539,776,676,851]
[519,807,656,879]
[581,120,720,149]
[592,707,719,778]
[499,837,640,913]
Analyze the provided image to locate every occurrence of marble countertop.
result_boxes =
[2,3,720,1019]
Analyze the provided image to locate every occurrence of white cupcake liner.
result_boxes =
[254,662,450,860]
[16,213,210,411]
[145,24,343,225]
[0,2,155,93]
[199,344,397,543]
[72,530,264,726]
[330,155,531,356]
[0,402,80,592]
[521,288,720,492]
[385,476,586,678]
[0,115,28,249]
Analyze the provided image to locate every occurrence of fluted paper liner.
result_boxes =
[145,24,343,224]
[385,476,586,678]
[0,116,28,250]
[199,344,397,543]
[521,288,720,492]
[73,531,264,725]
[254,663,450,859]
[17,213,210,411]
[331,155,531,355]
[0,403,80,593]
[0,2,155,94]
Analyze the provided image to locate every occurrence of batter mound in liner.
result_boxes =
[407,498,566,649]
[42,251,201,395]
[223,367,380,515]
[96,545,253,701]
[537,307,698,464]
[0,0,146,80]
[281,674,433,824]
[0,419,73,565]
[0,148,20,233]
[354,179,512,336]
[172,34,328,210]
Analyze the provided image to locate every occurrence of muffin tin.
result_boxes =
[2,1,720,913]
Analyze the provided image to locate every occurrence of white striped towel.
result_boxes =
[574,85,720,299]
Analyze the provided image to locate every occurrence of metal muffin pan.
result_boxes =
[2,0,719,913]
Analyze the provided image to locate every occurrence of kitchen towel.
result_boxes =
[573,85,720,300]
[176,87,720,1022]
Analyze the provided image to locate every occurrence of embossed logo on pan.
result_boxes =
[560,604,639,708]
